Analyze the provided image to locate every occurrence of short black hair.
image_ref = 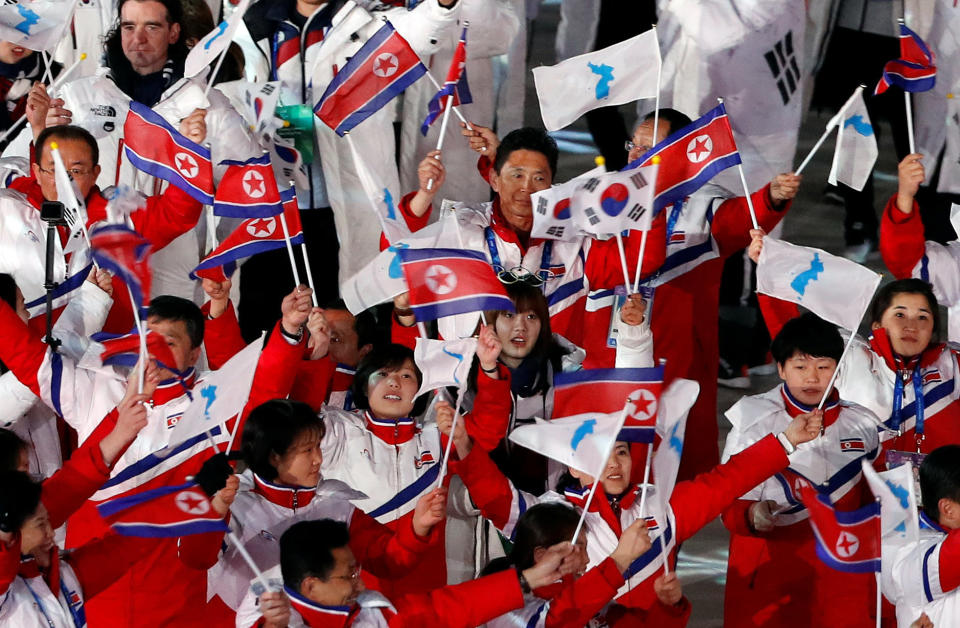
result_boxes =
[146,296,204,349]
[0,470,42,533]
[493,127,558,180]
[508,503,580,570]
[320,299,381,351]
[642,108,693,137]
[35,125,99,167]
[0,428,28,472]
[280,519,350,589]
[770,312,844,365]
[920,445,960,523]
[869,278,940,339]
[351,344,428,417]
[241,399,325,482]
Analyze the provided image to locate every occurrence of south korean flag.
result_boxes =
[570,164,658,239]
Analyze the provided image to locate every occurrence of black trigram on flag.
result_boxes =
[764,31,800,106]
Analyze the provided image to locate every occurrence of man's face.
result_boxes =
[32,137,101,203]
[302,546,365,607]
[146,316,201,374]
[120,0,180,76]
[490,149,552,232]
[627,119,671,164]
[0,42,32,65]
[324,310,368,367]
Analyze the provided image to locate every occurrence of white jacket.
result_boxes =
[0,559,86,628]
[884,523,960,628]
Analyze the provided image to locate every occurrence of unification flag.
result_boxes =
[756,236,881,331]
[420,25,472,135]
[570,164,657,238]
[345,128,409,244]
[861,460,920,543]
[398,248,515,321]
[184,0,251,78]
[413,336,478,396]
[801,487,881,573]
[192,187,302,279]
[315,22,428,136]
[533,29,659,131]
[213,153,284,218]
[827,87,878,192]
[653,379,699,508]
[0,0,78,52]
[97,481,228,537]
[89,224,152,310]
[123,101,215,205]
[875,23,936,95]
[531,178,583,242]
[508,411,625,476]
[626,104,742,213]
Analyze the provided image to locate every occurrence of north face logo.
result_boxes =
[764,31,801,106]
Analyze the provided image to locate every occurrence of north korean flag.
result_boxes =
[213,153,284,218]
[625,103,742,213]
[123,100,214,205]
[553,366,664,443]
[193,188,303,278]
[839,438,866,453]
[420,25,472,135]
[93,328,181,373]
[875,23,936,95]
[398,248,514,321]
[801,487,881,573]
[315,22,428,136]
[89,223,152,310]
[97,481,229,537]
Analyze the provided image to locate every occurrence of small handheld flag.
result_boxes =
[801,487,881,574]
[413,337,478,397]
[89,224,152,311]
[213,154,284,218]
[97,481,229,537]
[420,25,472,135]
[874,23,936,95]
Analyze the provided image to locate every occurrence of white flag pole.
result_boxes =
[632,230,649,293]
[435,394,464,489]
[615,233,633,295]
[426,96,454,192]
[874,496,882,628]
[797,85,865,177]
[40,51,54,85]
[277,210,302,288]
[126,286,147,395]
[815,290,877,411]
[632,28,663,290]
[905,92,916,154]
[223,514,271,591]
[637,440,654,519]
[794,126,837,177]
[571,406,630,543]
[424,71,471,130]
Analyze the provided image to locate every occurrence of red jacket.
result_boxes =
[878,194,924,281]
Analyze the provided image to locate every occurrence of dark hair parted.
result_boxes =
[241,399,325,482]
[920,445,960,524]
[507,502,581,570]
[484,281,553,363]
[146,295,204,349]
[35,125,99,167]
[280,519,350,589]
[350,344,428,417]
[493,127,558,180]
[869,278,940,339]
[770,312,844,365]
[0,470,42,533]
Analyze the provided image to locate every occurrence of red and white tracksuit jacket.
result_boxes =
[720,385,880,627]
[885,516,960,627]
[0,304,302,627]
[588,183,790,482]
[235,564,526,628]
[395,192,667,347]
[454,431,791,623]
[177,472,437,612]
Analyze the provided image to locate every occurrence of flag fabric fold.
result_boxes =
[92,329,179,372]
[861,460,920,543]
[827,88,878,192]
[508,411,625,477]
[96,481,229,537]
[413,337,478,397]
[652,378,699,505]
[570,164,657,237]
[875,23,936,95]
[89,223,152,310]
[213,153,284,218]
[0,0,78,52]
[183,0,251,78]
[420,25,472,135]
[801,487,881,573]
[531,178,584,242]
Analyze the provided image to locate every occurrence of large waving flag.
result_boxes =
[509,411,625,476]
[801,487,881,573]
[533,29,659,131]
[184,0,250,78]
[124,101,214,205]
[570,164,657,237]
[413,337,478,397]
[398,248,515,321]
[0,0,78,52]
[861,460,919,543]
[193,188,302,279]
[420,25,472,135]
[875,23,936,95]
[827,87,878,192]
[315,22,428,136]
[553,366,664,443]
[627,104,742,213]
[89,224,152,310]
[97,481,228,537]
[756,236,881,331]
[213,153,284,218]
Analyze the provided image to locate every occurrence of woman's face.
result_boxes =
[270,428,323,488]
[19,503,55,565]
[494,309,542,367]
[366,358,419,419]
[871,292,935,359]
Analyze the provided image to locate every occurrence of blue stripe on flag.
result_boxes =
[212,200,285,218]
[399,247,487,263]
[97,481,195,517]
[653,152,742,213]
[111,519,229,538]
[410,294,516,322]
[123,147,214,205]
[50,352,64,418]
[554,366,664,387]
[367,463,441,519]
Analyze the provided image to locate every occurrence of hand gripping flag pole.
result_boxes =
[570,404,631,543]
[0,53,86,146]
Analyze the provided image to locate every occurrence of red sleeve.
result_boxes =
[392,569,524,628]
[670,434,788,543]
[0,536,19,596]
[0,299,47,396]
[290,358,337,412]
[477,155,493,184]
[451,446,516,530]
[380,191,433,250]
[202,301,247,371]
[391,313,421,351]
[879,194,925,280]
[131,185,203,251]
[177,528,227,570]
[937,528,960,593]
[757,294,801,344]
[462,365,512,451]
[69,534,158,598]
[712,184,790,258]
[347,509,435,579]
[583,210,667,287]
[721,499,757,537]
[544,557,625,627]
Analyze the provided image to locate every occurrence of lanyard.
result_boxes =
[891,366,925,442]
[23,578,57,628]
[665,200,684,241]
[484,227,553,276]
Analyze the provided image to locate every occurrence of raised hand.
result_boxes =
[202,277,231,319]
[410,150,446,218]
[179,108,207,144]
[306,308,330,360]
[747,228,766,263]
[653,572,684,606]
[211,474,240,516]
[522,541,575,589]
[460,122,499,157]
[435,400,471,459]
[280,285,313,337]
[896,153,925,215]
[412,486,447,537]
[259,591,291,628]
[748,499,779,533]
[610,518,652,572]
[476,325,502,377]
[87,267,114,297]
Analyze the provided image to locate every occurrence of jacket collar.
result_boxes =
[488,197,543,254]
[252,473,317,510]
[868,327,944,374]
[780,384,841,428]
[18,547,60,592]
[364,411,417,445]
[152,367,196,406]
[562,483,642,536]
[11,175,109,225]
[285,585,359,628]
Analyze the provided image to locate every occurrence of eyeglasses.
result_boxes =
[330,566,362,582]
[624,140,650,154]
[37,165,94,178]
[494,265,548,287]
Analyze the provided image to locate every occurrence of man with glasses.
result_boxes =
[0,124,202,334]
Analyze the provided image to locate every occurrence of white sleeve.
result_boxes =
[460,0,521,59]
[0,370,39,428]
[614,316,654,368]
[52,281,113,361]
[913,241,960,306]
[388,0,462,57]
